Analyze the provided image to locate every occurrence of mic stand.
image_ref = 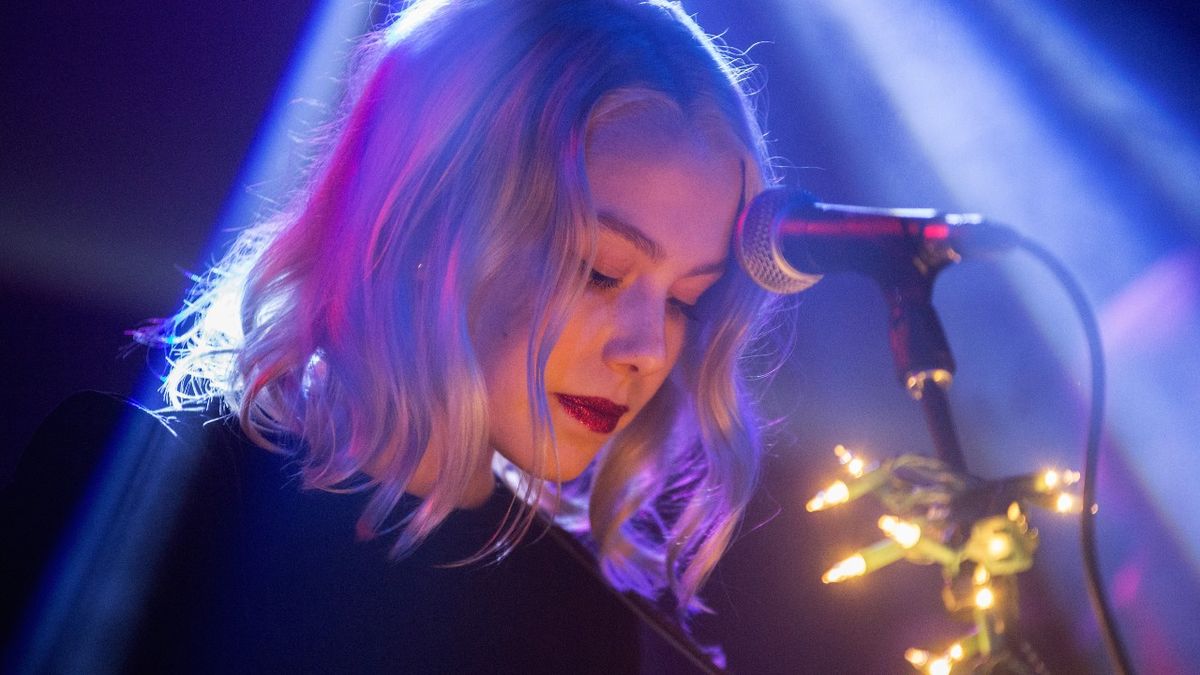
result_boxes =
[878,267,966,473]
[841,265,1058,674]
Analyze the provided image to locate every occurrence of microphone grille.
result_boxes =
[735,187,823,294]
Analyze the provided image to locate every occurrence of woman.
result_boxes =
[2,0,785,672]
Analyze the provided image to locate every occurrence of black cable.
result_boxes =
[1015,236,1134,675]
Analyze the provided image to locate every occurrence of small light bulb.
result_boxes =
[986,534,1012,559]
[975,586,995,609]
[905,649,930,667]
[1056,493,1076,513]
[806,480,850,512]
[949,643,964,660]
[929,656,953,675]
[822,554,867,583]
[1041,469,1060,490]
[846,457,866,478]
[834,444,852,463]
[878,515,922,549]
[973,565,990,585]
[1006,501,1022,521]
[1063,470,1081,485]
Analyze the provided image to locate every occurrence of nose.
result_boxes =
[601,281,670,376]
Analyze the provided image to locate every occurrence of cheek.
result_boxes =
[477,332,529,421]
[472,280,533,356]
[472,297,532,404]
[475,312,536,463]
[549,290,611,362]
[664,314,689,366]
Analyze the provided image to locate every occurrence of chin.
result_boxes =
[490,419,610,483]
[536,443,601,483]
[508,435,604,483]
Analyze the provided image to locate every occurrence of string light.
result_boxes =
[833,444,870,478]
[822,554,867,584]
[906,633,986,673]
[806,479,850,511]
[973,565,990,585]
[822,540,906,583]
[955,634,982,661]
[847,457,867,478]
[1006,501,1022,521]
[974,587,995,609]
[808,445,895,511]
[808,446,1081,670]
[805,467,891,511]
[986,533,1013,559]
[905,649,931,668]
[878,515,922,549]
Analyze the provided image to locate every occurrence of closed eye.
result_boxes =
[669,297,701,322]
[587,264,705,321]
[588,268,621,290]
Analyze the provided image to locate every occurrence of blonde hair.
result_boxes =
[161,0,785,623]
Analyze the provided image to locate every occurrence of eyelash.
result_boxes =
[587,269,701,321]
[588,268,621,290]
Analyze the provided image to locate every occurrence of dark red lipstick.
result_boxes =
[554,394,629,434]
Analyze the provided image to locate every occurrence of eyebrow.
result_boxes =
[596,212,727,277]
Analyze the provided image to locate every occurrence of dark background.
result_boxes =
[4,1,1199,672]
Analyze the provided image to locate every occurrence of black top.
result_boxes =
[0,392,716,674]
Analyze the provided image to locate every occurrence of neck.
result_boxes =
[399,447,498,509]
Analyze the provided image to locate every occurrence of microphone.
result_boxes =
[735,187,1020,294]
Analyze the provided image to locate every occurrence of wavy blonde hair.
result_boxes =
[162,0,785,622]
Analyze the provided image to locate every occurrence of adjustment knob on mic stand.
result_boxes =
[881,263,966,472]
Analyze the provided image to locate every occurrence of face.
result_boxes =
[476,107,744,482]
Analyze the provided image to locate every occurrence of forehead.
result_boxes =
[584,109,743,265]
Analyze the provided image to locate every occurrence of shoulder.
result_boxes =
[0,391,303,664]
[1,388,257,539]
[5,392,190,512]
[0,392,223,645]
[3,391,250,504]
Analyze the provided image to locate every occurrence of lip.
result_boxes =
[554,394,630,434]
